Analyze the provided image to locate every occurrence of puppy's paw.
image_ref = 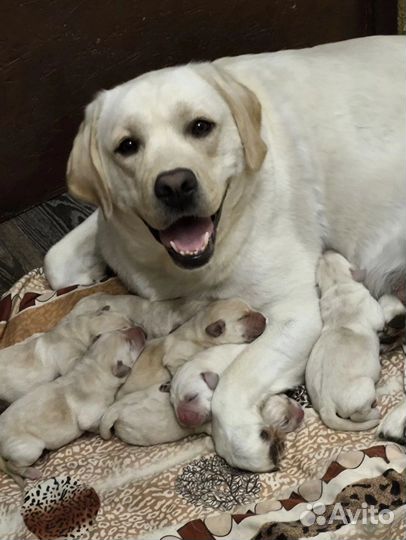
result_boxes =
[23,467,42,481]
[377,399,406,445]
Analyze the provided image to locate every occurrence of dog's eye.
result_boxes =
[115,137,140,156]
[188,118,215,138]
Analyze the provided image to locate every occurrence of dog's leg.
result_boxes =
[211,286,322,471]
[44,211,106,289]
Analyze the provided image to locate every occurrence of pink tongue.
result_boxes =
[160,217,213,252]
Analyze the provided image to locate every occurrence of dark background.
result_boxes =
[0,0,398,222]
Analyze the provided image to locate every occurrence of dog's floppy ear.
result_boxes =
[196,64,267,172]
[201,371,220,390]
[205,319,225,338]
[67,93,113,219]
[112,360,131,378]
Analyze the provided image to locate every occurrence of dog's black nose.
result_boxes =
[154,168,198,209]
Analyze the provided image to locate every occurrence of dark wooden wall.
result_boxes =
[0,0,398,222]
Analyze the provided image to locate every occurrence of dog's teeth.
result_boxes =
[180,250,186,256]
[170,241,177,251]
[203,232,210,247]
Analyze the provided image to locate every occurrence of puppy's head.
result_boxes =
[90,309,137,338]
[261,394,304,433]
[66,63,267,271]
[212,413,286,472]
[90,326,146,379]
[203,298,266,344]
[170,365,219,428]
[317,251,365,292]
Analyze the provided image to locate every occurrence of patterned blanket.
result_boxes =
[0,270,405,540]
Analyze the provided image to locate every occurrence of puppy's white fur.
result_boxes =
[117,298,266,396]
[170,344,245,427]
[45,37,405,470]
[100,382,303,451]
[100,385,205,445]
[306,252,385,431]
[0,327,145,486]
[69,292,209,339]
[0,308,132,403]
[377,398,406,445]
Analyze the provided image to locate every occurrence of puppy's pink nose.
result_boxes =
[177,404,206,427]
[124,326,146,348]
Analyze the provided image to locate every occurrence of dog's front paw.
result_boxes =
[377,399,406,445]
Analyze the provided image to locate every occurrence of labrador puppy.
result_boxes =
[117,298,266,396]
[170,344,245,427]
[170,343,304,431]
[69,291,208,339]
[0,327,145,487]
[100,381,303,458]
[0,307,133,403]
[306,251,385,431]
[45,36,405,470]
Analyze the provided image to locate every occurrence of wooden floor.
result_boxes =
[0,195,94,296]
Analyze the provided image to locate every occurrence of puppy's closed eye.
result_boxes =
[205,319,225,337]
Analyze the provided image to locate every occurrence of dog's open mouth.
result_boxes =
[147,207,222,269]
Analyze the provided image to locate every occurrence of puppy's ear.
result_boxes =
[260,426,285,469]
[196,64,267,172]
[67,92,113,219]
[112,360,131,378]
[201,371,220,390]
[350,267,366,282]
[205,319,225,338]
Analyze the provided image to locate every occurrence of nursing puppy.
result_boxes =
[0,327,145,486]
[118,298,266,397]
[0,307,133,403]
[170,344,245,427]
[306,251,385,431]
[170,343,304,429]
[100,381,303,455]
[69,291,209,339]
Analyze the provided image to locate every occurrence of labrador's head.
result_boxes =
[67,64,267,270]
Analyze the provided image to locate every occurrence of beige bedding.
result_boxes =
[0,270,404,540]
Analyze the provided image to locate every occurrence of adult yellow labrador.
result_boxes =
[45,36,405,471]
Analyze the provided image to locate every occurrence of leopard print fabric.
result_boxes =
[253,469,406,540]
[21,476,100,540]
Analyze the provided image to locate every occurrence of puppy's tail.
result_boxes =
[99,405,119,440]
[319,404,380,432]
